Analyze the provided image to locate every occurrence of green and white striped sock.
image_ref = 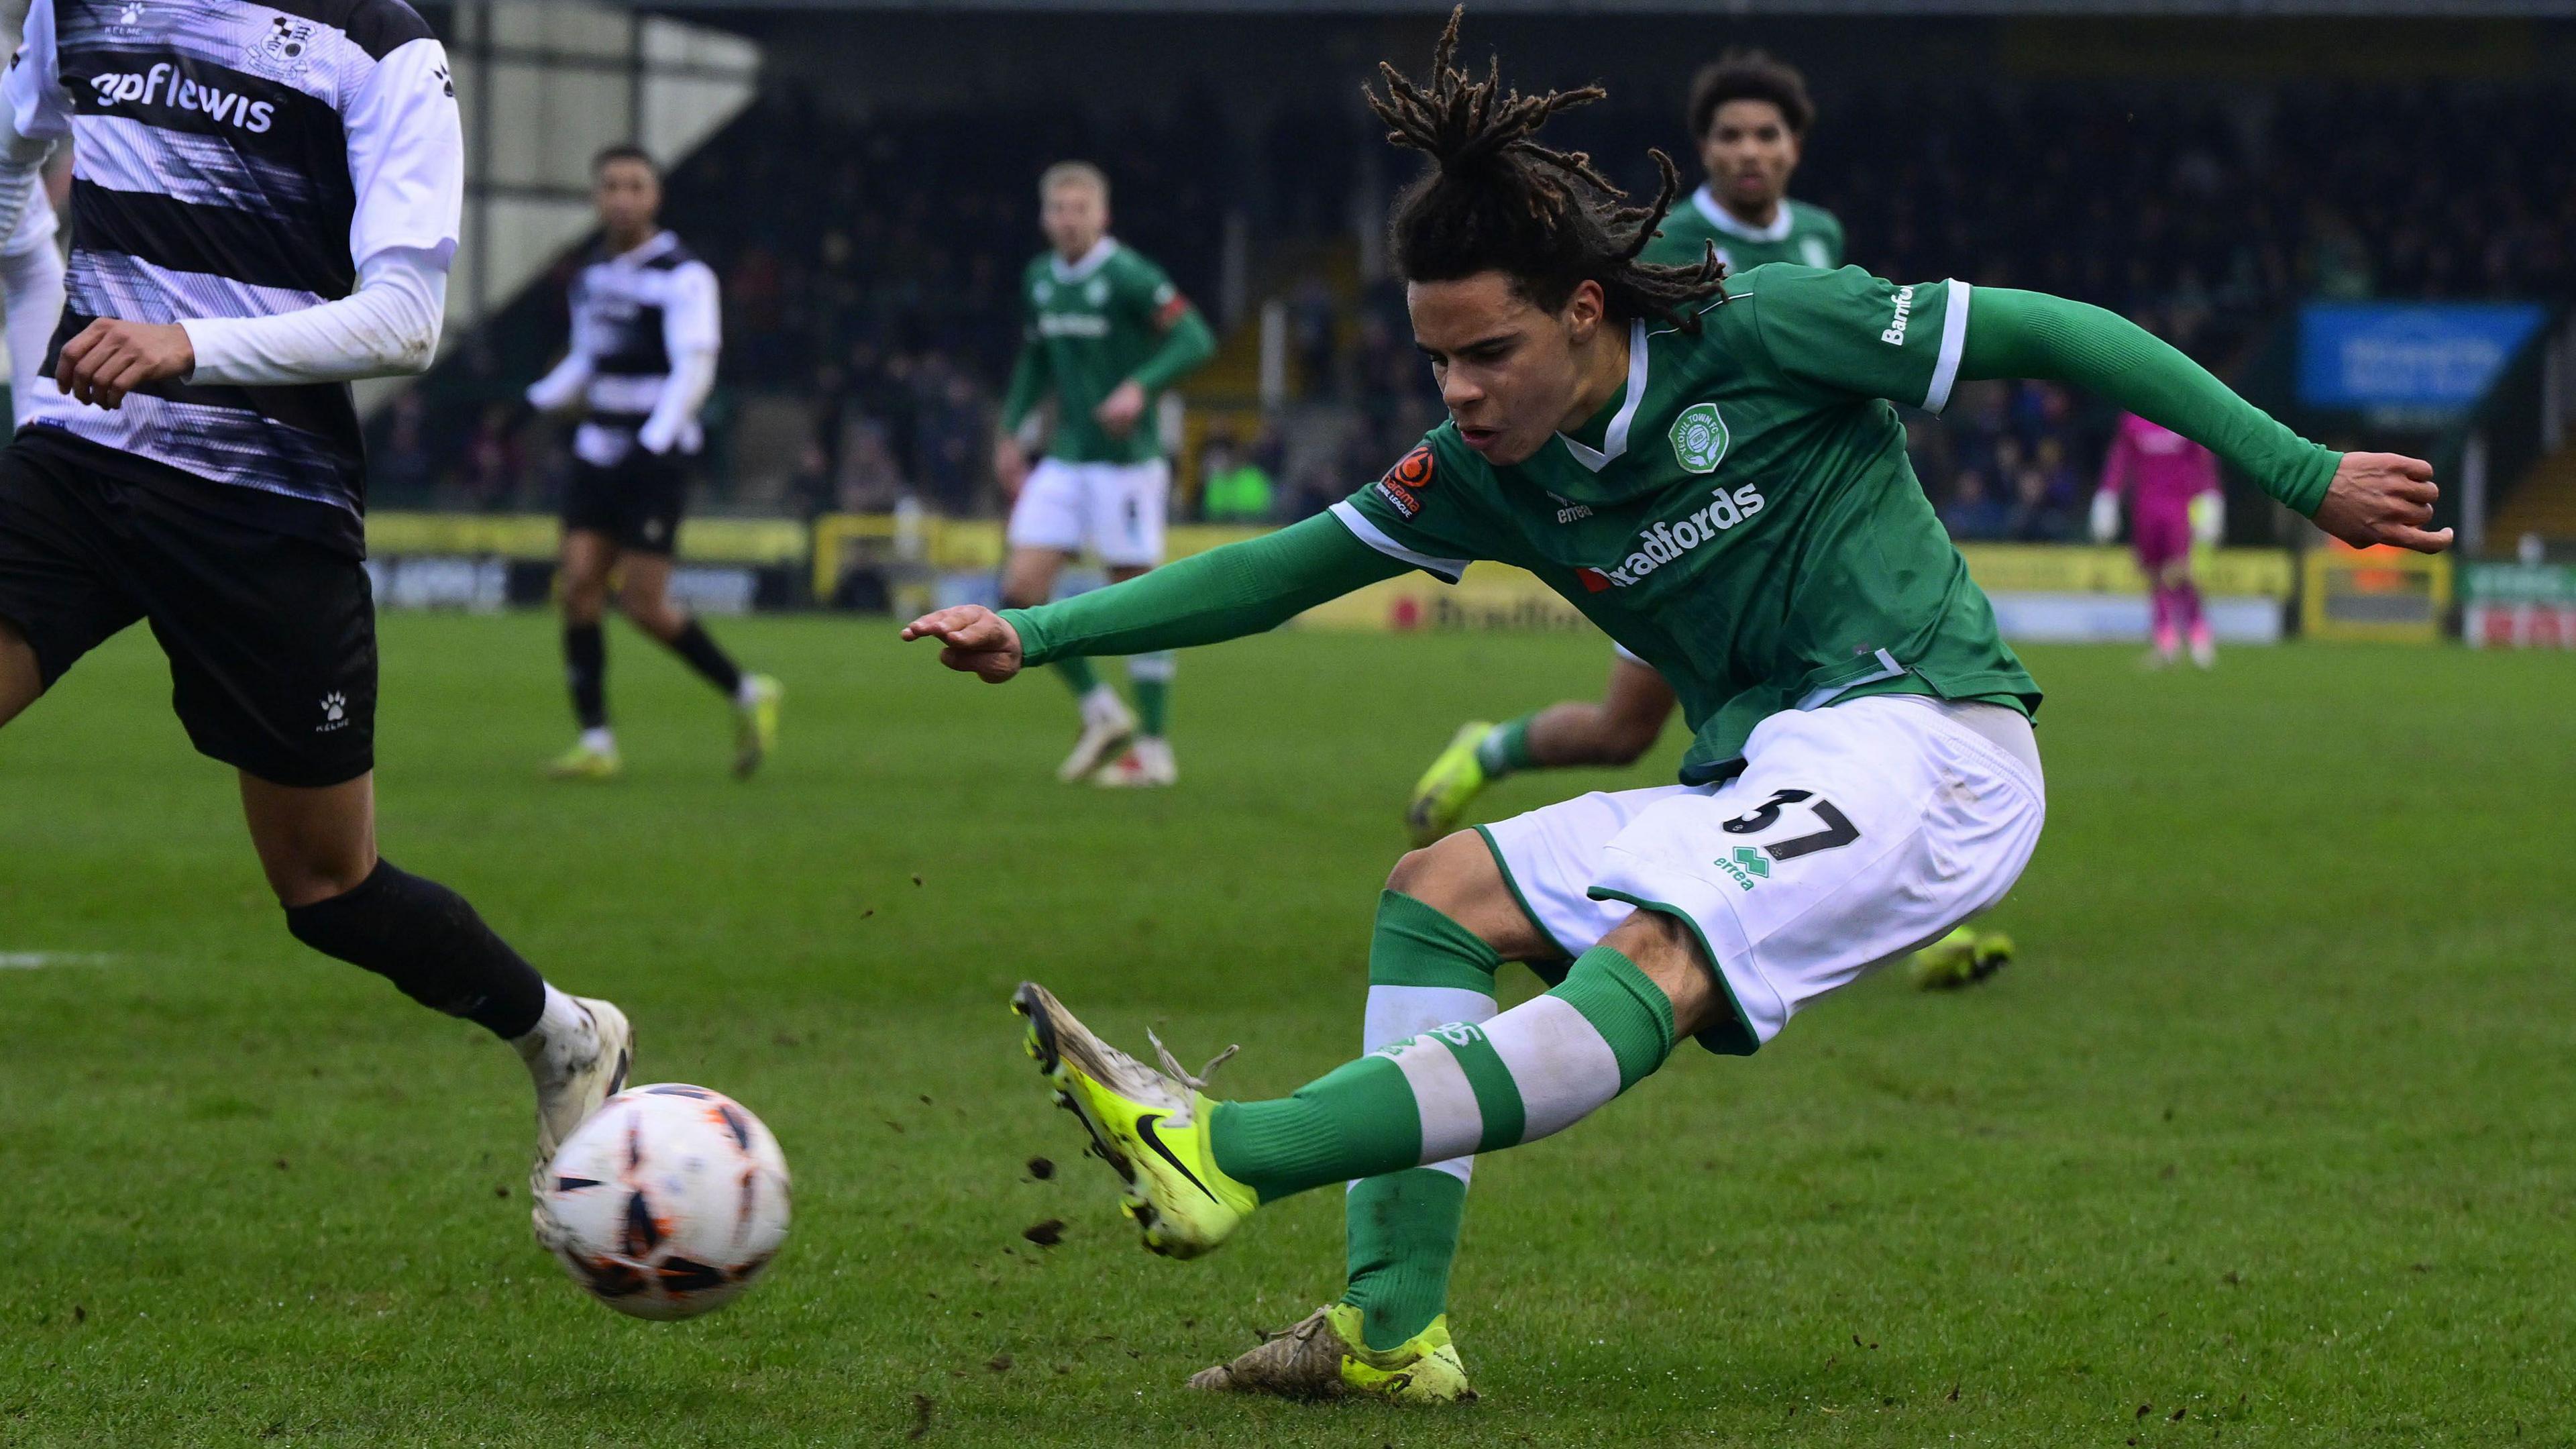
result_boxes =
[1474,716,1537,780]
[1126,651,1175,738]
[1213,945,1676,1202]
[1344,891,1502,1350]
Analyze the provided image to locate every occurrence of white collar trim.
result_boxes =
[1559,320,1652,473]
[1691,186,1792,244]
[1050,237,1120,283]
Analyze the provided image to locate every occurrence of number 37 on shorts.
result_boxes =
[1482,696,2048,1051]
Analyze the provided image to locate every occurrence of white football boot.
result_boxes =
[1057,690,1138,784]
[520,994,633,1246]
[1093,737,1177,789]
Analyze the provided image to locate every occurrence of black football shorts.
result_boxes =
[0,435,376,788]
[561,446,690,556]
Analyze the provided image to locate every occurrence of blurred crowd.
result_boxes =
[379,77,2576,544]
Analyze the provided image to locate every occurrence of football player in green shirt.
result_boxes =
[994,162,1217,787]
[1406,48,1844,849]
[906,13,2447,1406]
[1405,48,2009,989]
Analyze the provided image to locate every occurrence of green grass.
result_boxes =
[2,614,2571,1446]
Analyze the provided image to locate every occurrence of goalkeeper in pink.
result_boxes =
[2093,412,2224,667]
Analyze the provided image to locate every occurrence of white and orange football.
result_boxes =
[537,1083,791,1321]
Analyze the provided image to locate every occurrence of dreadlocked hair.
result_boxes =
[1366,7,1727,332]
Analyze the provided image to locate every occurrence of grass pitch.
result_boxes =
[1,613,2571,1446]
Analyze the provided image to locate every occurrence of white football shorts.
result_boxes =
[1006,458,1170,568]
[1479,694,2045,1053]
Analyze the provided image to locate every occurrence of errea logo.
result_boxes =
[1574,483,1767,592]
[1880,284,1917,346]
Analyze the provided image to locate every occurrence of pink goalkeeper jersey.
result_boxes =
[2098,413,2219,525]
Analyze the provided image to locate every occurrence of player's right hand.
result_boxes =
[901,605,1024,683]
[2313,453,2451,553]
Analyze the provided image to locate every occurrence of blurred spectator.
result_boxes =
[1942,470,2008,541]
[1199,432,1277,523]
[376,391,433,502]
[455,403,523,513]
[382,72,2576,525]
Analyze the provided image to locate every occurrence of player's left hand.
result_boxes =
[2313,452,2451,553]
[1093,380,1148,439]
[56,319,195,411]
[900,604,1024,683]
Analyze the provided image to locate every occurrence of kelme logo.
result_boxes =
[1670,402,1729,474]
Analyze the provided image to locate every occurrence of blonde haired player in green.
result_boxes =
[994,161,1217,788]
[1405,47,2008,988]
[906,13,2449,1405]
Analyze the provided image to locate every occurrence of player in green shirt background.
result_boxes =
[908,11,2446,1406]
[994,162,1217,787]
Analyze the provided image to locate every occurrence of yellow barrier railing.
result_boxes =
[2301,545,2452,643]
[369,512,810,566]
[370,511,2304,625]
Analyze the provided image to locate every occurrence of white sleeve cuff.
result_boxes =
[1328,499,1468,584]
[637,347,716,453]
[1923,280,1971,414]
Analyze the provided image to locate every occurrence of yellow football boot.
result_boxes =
[1405,720,1495,847]
[544,741,621,782]
[1188,1303,1474,1404]
[1011,982,1256,1260]
[733,674,783,780]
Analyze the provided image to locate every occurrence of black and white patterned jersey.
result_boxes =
[559,229,719,466]
[2,0,462,551]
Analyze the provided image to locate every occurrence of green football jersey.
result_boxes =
[1647,189,1845,274]
[1006,238,1197,465]
[1334,264,2037,785]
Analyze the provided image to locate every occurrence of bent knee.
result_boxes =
[268,855,376,910]
[1385,830,1492,906]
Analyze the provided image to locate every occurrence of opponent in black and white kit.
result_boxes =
[526,145,777,782]
[0,164,64,423]
[0,0,632,1230]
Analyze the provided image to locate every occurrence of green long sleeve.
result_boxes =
[1003,513,1409,665]
[1961,288,2339,517]
[1000,341,1052,436]
[1128,304,1218,394]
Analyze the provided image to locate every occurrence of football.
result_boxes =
[537,1084,792,1321]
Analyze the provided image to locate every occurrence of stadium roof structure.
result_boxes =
[640,0,2576,14]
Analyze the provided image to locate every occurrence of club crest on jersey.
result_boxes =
[1373,443,1435,521]
[1669,402,1729,474]
[1084,278,1110,306]
[1589,482,1768,589]
[244,15,319,79]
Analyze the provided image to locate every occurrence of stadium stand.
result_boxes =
[376,72,2576,548]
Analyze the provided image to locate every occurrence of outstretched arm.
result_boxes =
[903,512,1408,681]
[1962,288,2449,552]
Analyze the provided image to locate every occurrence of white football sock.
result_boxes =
[514,984,590,1065]
[1360,983,1497,1186]
[580,727,616,754]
